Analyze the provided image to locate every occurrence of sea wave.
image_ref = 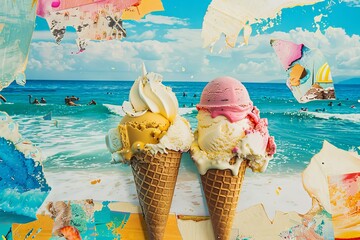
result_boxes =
[281,111,360,123]
[103,104,125,116]
[0,136,51,218]
[0,188,49,218]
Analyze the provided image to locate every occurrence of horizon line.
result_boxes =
[25,79,360,84]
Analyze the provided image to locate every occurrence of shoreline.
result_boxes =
[42,168,312,219]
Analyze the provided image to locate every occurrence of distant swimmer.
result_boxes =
[65,96,78,106]
[193,94,197,98]
[88,99,97,105]
[28,95,40,104]
[328,101,333,107]
[40,97,47,104]
[183,92,187,97]
[70,95,80,101]
[0,94,6,102]
[350,105,356,109]
[337,102,342,106]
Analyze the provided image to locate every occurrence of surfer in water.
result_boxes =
[0,94,6,103]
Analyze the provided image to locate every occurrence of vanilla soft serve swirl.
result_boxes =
[126,70,178,123]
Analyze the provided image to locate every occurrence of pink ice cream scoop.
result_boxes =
[196,76,253,123]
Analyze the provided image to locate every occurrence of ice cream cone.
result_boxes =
[200,158,248,240]
[130,150,182,240]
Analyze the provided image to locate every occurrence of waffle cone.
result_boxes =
[130,150,182,240]
[201,159,248,240]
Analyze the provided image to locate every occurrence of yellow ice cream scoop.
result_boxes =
[118,111,170,161]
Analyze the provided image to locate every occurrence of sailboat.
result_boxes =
[315,62,335,99]
[301,62,336,102]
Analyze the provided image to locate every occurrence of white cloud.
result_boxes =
[139,14,189,26]
[26,26,360,82]
[28,42,78,74]
[127,30,157,41]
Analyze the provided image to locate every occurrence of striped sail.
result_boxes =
[316,62,333,83]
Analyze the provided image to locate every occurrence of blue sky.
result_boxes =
[27,0,360,82]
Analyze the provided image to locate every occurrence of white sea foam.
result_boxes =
[305,111,360,123]
[104,104,195,117]
[179,107,196,115]
[103,104,125,116]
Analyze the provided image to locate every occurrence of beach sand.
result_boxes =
[41,167,312,220]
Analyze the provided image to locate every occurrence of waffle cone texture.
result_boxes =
[130,150,182,240]
[201,159,248,240]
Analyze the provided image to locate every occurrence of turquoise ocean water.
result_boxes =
[0,80,359,175]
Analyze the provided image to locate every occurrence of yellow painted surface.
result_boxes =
[122,0,164,20]
[114,213,182,240]
[12,215,54,240]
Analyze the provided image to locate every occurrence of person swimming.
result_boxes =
[40,97,47,104]
[65,97,78,106]
[88,100,97,105]
[70,95,80,101]
[28,95,39,104]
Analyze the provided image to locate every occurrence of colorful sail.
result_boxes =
[316,63,333,83]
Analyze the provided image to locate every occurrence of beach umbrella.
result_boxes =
[270,39,336,103]
[36,0,164,52]
[0,0,38,91]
